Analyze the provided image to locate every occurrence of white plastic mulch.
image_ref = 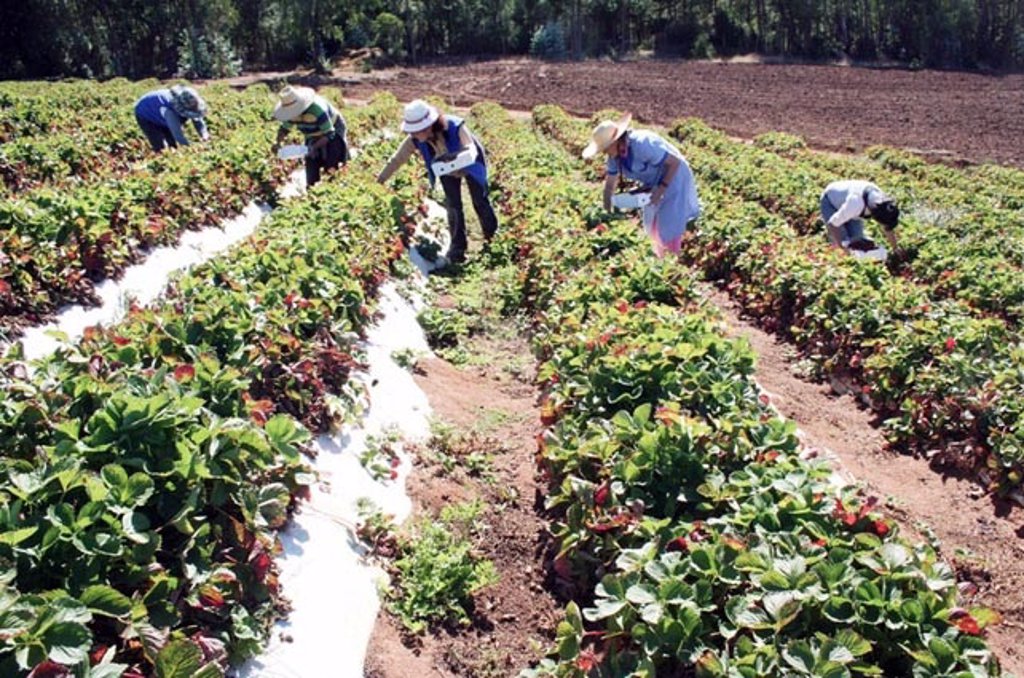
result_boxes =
[237,280,433,678]
[10,170,307,364]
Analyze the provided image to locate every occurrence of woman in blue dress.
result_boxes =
[583,114,700,257]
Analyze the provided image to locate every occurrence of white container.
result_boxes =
[277,144,308,160]
[612,191,652,210]
[851,246,888,262]
[431,149,475,177]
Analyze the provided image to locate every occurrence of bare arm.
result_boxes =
[651,154,680,205]
[603,172,620,211]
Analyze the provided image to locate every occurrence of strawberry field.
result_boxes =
[2,78,1023,677]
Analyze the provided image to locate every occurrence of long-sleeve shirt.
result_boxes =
[822,179,878,228]
[378,125,477,183]
[134,89,208,145]
[278,96,343,141]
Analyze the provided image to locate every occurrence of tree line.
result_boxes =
[2,0,1022,79]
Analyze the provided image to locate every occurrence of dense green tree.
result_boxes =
[0,0,1021,78]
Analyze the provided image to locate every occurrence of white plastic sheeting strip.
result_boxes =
[10,170,307,364]
[238,282,432,678]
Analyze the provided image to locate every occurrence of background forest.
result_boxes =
[1,0,1022,79]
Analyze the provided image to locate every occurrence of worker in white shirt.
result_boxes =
[820,180,900,254]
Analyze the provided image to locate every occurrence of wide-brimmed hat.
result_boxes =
[273,86,316,122]
[169,85,207,120]
[401,99,440,133]
[582,113,632,159]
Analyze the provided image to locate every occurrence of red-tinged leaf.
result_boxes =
[576,648,599,671]
[722,536,746,551]
[872,520,890,537]
[173,364,195,382]
[594,483,610,506]
[389,469,398,480]
[813,538,828,547]
[111,335,130,346]
[250,551,272,583]
[553,556,572,579]
[758,393,771,406]
[89,645,108,666]
[666,536,688,552]
[954,614,983,636]
[0,280,11,295]
[284,292,297,309]
[633,300,648,309]
[842,513,858,527]
[614,300,629,314]
[198,586,225,608]
[28,661,71,678]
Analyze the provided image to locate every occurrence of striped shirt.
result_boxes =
[279,96,341,140]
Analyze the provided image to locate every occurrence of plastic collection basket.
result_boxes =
[277,144,308,160]
[431,149,475,177]
[611,191,652,210]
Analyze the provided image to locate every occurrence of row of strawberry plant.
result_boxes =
[638,117,1024,488]
[680,121,1024,322]
[756,133,1024,319]
[466,104,1005,677]
[0,83,282,196]
[0,103,410,677]
[0,86,394,341]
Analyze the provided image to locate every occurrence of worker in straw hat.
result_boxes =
[133,84,209,153]
[820,179,900,255]
[271,85,349,188]
[583,114,700,258]
[377,99,498,266]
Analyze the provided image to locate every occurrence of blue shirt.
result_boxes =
[134,89,208,146]
[606,130,679,188]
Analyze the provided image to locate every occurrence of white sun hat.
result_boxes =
[273,86,317,122]
[582,113,633,159]
[401,99,440,133]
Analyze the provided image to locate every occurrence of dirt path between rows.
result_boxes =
[705,285,1024,676]
[364,346,562,677]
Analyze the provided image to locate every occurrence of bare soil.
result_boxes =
[329,58,1024,168]
[364,344,563,677]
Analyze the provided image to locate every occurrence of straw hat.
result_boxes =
[169,85,207,120]
[273,86,316,122]
[582,113,632,159]
[401,99,440,133]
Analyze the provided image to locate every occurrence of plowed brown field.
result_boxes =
[339,57,1024,168]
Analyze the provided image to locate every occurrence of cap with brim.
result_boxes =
[273,86,317,122]
[582,113,632,159]
[401,99,440,133]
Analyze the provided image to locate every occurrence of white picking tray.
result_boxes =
[612,191,652,210]
[843,240,888,262]
[851,246,888,262]
[277,144,308,160]
[431,149,474,177]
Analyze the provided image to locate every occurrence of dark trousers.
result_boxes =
[304,121,349,187]
[136,114,177,152]
[439,174,499,261]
